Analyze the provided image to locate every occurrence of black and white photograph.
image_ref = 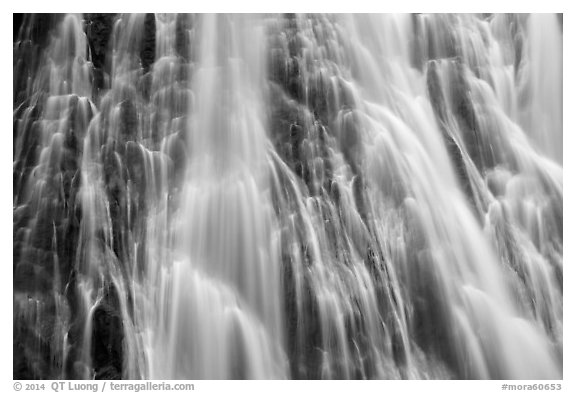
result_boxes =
[9,8,568,390]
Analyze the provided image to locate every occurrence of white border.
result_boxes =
[2,5,572,393]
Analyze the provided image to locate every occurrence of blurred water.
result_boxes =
[13,13,562,379]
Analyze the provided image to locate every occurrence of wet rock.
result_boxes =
[426,61,448,123]
[95,365,121,380]
[352,175,367,222]
[338,109,363,175]
[447,60,497,175]
[85,14,116,70]
[283,258,323,379]
[125,141,147,198]
[175,14,192,61]
[408,250,461,377]
[287,58,304,100]
[423,14,458,60]
[290,123,305,159]
[90,66,109,99]
[141,14,156,73]
[138,72,153,102]
[29,205,62,250]
[308,73,330,123]
[163,133,188,188]
[411,14,427,70]
[15,14,63,47]
[14,257,54,293]
[102,141,126,204]
[268,83,301,154]
[13,15,61,104]
[92,291,123,380]
[18,118,42,171]
[118,100,138,144]
[427,60,477,209]
[13,204,32,231]
[13,338,32,379]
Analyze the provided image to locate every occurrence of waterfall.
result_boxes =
[13,13,562,380]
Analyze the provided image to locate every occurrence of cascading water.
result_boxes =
[13,13,562,380]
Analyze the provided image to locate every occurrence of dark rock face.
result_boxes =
[85,14,116,70]
[13,14,25,40]
[119,100,139,144]
[14,14,63,47]
[14,14,116,380]
[141,14,156,73]
[92,292,123,380]
[84,14,116,97]
[13,13,170,380]
[13,14,62,105]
